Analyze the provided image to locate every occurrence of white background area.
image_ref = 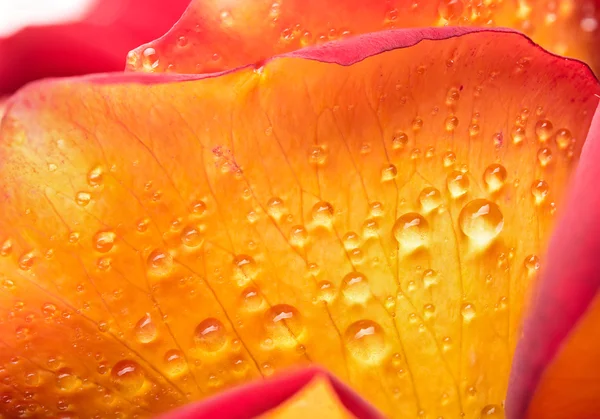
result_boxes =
[0,0,95,36]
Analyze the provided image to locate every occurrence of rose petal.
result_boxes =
[0,0,190,95]
[507,104,600,418]
[127,0,600,75]
[0,28,597,418]
[157,366,383,418]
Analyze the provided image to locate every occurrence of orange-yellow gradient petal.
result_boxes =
[0,28,598,418]
[127,0,600,75]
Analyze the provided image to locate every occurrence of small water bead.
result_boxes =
[446,87,460,106]
[525,255,540,273]
[233,255,258,286]
[111,360,144,396]
[18,252,35,271]
[75,192,91,207]
[480,404,503,417]
[42,303,57,317]
[267,197,285,220]
[142,47,159,71]
[342,232,360,250]
[134,313,157,344]
[581,16,599,32]
[344,320,386,363]
[192,200,207,215]
[531,180,549,203]
[87,166,104,187]
[447,171,470,198]
[194,318,227,352]
[469,124,480,136]
[535,120,553,141]
[555,128,573,150]
[308,145,327,165]
[442,151,456,168]
[317,281,336,303]
[445,116,459,131]
[177,36,188,47]
[461,303,476,322]
[93,231,116,253]
[312,201,334,225]
[289,225,308,247]
[438,0,464,21]
[180,225,203,247]
[362,219,379,238]
[423,269,439,288]
[459,199,504,246]
[381,164,398,182]
[392,132,408,149]
[241,287,263,311]
[56,368,81,391]
[370,202,384,217]
[97,257,111,271]
[341,272,370,303]
[264,305,304,346]
[393,213,429,251]
[147,249,174,276]
[537,147,553,167]
[419,187,442,213]
[424,304,436,319]
[164,350,186,376]
[483,164,507,193]
[412,117,423,131]
[0,239,12,256]
[511,126,526,144]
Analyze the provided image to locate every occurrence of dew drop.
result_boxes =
[418,187,442,213]
[555,128,573,150]
[147,249,173,276]
[311,201,334,225]
[0,239,12,256]
[424,303,436,319]
[87,166,103,187]
[344,320,386,363]
[194,318,227,352]
[142,48,159,71]
[267,197,285,220]
[264,305,304,346]
[75,192,91,207]
[164,350,186,377]
[341,272,370,303]
[511,126,526,144]
[423,269,439,288]
[447,170,470,198]
[192,200,207,215]
[180,225,203,247]
[308,145,327,165]
[442,151,456,168]
[134,313,157,344]
[459,199,503,246]
[412,117,423,131]
[93,231,116,253]
[392,131,408,149]
[381,164,398,182]
[483,164,507,193]
[537,147,552,167]
[393,213,429,251]
[525,255,540,273]
[289,225,308,247]
[18,252,35,271]
[469,124,480,136]
[480,404,503,417]
[461,303,476,322]
[317,281,336,303]
[531,180,549,204]
[445,115,459,131]
[241,287,263,311]
[581,17,598,32]
[111,360,144,396]
[177,36,188,47]
[535,120,553,141]
[342,232,360,250]
[438,0,464,20]
[56,368,81,391]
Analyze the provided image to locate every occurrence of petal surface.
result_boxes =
[0,28,598,418]
[127,0,600,75]
[0,0,190,95]
[507,106,600,418]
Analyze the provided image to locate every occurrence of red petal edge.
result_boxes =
[506,103,600,418]
[156,366,384,419]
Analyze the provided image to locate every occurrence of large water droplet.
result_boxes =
[93,231,116,253]
[393,213,429,251]
[180,225,203,247]
[111,360,144,396]
[341,272,370,303]
[344,320,386,363]
[459,199,503,246]
[134,313,157,344]
[535,120,553,141]
[194,318,227,352]
[447,170,469,198]
[312,201,334,225]
[418,187,442,213]
[264,304,304,347]
[483,164,507,193]
[555,128,572,150]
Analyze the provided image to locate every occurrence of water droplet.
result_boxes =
[134,313,157,343]
[312,201,334,225]
[96,257,111,271]
[264,305,304,346]
[459,199,503,246]
[469,124,480,136]
[537,147,552,167]
[535,120,553,141]
[1,239,12,256]
[344,320,386,363]
[442,151,456,168]
[289,225,308,247]
[424,303,436,319]
[483,164,507,193]
[438,0,464,20]
[147,249,173,276]
[75,192,91,207]
[555,128,573,150]
[317,281,335,303]
[309,145,327,165]
[267,197,285,220]
[511,126,526,144]
[180,225,203,247]
[393,213,429,251]
[93,231,116,253]
[192,201,207,215]
[392,132,408,149]
[581,16,598,32]
[164,350,186,377]
[342,232,360,250]
[341,272,370,303]
[419,187,442,213]
[445,116,459,131]
[194,318,227,352]
[442,336,453,351]
[111,360,144,396]
[480,404,503,417]
[461,303,476,322]
[142,48,159,71]
[423,269,439,288]
[18,252,35,271]
[531,180,549,203]
[446,87,460,105]
[241,287,263,311]
[381,164,397,182]
[412,117,423,131]
[525,255,540,273]
[447,170,470,198]
[87,166,103,187]
[56,368,81,391]
[177,36,188,47]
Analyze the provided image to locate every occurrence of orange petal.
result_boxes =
[507,106,600,418]
[127,0,600,75]
[0,28,598,418]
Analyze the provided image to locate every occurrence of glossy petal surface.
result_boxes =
[128,0,600,75]
[0,0,190,95]
[507,106,600,419]
[0,28,598,418]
